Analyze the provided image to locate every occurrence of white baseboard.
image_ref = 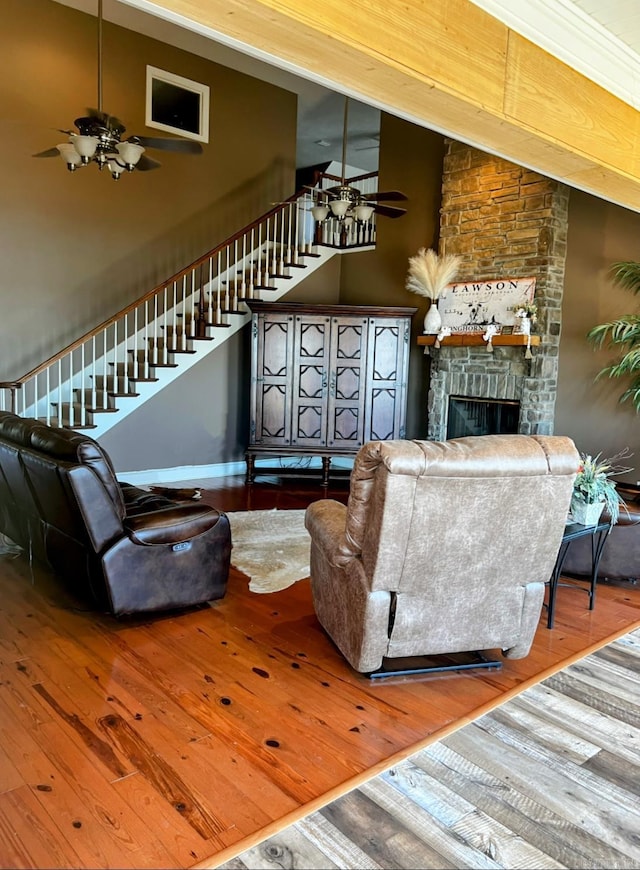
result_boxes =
[117,461,246,485]
[117,455,354,485]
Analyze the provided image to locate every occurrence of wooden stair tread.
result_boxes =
[84,407,119,414]
[148,362,179,369]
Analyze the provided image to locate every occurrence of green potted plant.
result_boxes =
[587,261,640,410]
[571,451,632,525]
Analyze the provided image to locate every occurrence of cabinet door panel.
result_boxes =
[291,316,330,447]
[251,313,294,446]
[364,318,411,441]
[327,318,367,450]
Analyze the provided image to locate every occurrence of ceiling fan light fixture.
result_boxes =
[34,0,202,179]
[329,199,350,218]
[353,204,374,222]
[116,141,144,167]
[311,204,329,222]
[56,142,83,170]
[73,135,99,162]
[107,158,125,179]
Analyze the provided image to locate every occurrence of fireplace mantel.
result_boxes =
[418,334,541,348]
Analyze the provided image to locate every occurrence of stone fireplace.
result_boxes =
[427,142,570,440]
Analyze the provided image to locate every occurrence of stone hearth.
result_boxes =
[427,142,569,441]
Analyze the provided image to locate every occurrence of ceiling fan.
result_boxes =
[33,0,203,180]
[307,96,408,222]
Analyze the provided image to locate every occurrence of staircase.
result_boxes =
[0,177,378,438]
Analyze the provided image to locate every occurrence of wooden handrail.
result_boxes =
[5,169,380,394]
[9,188,306,388]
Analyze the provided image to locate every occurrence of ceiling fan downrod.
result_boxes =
[97,0,103,115]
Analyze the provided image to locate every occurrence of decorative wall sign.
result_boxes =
[438,277,536,334]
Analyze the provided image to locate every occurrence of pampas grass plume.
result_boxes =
[406,248,461,300]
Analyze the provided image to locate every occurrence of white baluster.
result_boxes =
[207,256,213,326]
[68,351,74,428]
[216,251,222,323]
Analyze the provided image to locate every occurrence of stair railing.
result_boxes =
[0,175,379,426]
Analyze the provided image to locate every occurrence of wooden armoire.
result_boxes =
[246,302,416,483]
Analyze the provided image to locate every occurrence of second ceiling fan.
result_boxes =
[308,96,408,222]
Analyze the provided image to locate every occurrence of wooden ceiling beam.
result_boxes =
[142,0,640,211]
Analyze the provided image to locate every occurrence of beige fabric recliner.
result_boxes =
[305,434,579,675]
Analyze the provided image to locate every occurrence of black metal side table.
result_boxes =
[546,519,612,629]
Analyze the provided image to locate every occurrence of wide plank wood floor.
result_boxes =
[0,474,638,870]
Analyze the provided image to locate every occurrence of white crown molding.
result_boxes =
[469,0,640,109]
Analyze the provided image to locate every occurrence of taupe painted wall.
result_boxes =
[556,190,640,482]
[0,0,296,378]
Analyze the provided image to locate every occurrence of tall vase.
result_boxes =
[423,300,442,334]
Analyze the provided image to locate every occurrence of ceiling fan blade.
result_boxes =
[361,190,408,202]
[135,153,162,172]
[33,147,60,158]
[131,135,203,154]
[373,203,407,218]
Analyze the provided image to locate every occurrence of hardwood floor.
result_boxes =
[0,475,638,870]
[223,627,640,870]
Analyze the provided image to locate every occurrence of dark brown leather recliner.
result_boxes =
[562,484,640,584]
[0,411,231,616]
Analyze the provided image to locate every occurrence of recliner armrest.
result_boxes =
[305,500,350,566]
[123,503,224,546]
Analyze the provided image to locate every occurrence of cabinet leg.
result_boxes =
[245,454,256,485]
[321,456,331,487]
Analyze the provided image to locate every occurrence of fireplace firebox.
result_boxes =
[447,396,520,439]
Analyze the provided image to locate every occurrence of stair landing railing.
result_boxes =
[0,175,379,427]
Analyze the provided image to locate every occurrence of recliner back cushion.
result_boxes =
[347,435,578,594]
[29,425,125,519]
[20,450,85,543]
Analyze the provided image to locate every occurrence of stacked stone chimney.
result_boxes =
[427,141,570,439]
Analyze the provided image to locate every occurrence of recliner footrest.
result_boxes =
[366,651,503,679]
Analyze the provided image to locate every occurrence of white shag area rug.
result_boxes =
[227,509,310,593]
